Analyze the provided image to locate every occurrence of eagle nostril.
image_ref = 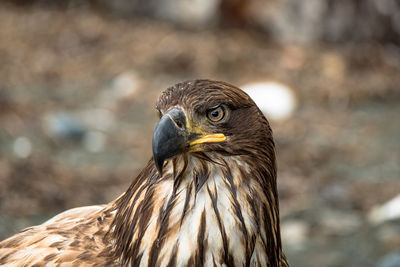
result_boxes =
[175,120,183,129]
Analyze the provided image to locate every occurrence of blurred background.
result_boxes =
[0,0,399,266]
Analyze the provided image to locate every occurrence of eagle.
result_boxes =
[0,80,289,266]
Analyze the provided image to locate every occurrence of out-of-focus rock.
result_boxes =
[42,108,115,150]
[242,81,297,121]
[281,220,309,248]
[42,112,86,142]
[376,251,400,267]
[13,136,32,158]
[369,194,400,224]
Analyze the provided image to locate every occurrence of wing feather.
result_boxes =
[0,205,117,266]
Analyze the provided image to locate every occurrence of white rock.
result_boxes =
[13,136,32,158]
[242,81,297,120]
[369,194,400,224]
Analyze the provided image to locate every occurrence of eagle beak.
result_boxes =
[152,108,226,175]
[152,108,188,175]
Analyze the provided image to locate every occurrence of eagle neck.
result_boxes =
[110,153,282,266]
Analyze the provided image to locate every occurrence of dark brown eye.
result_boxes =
[207,106,225,122]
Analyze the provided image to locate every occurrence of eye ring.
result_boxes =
[207,106,226,122]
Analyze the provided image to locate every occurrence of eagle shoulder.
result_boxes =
[0,205,117,266]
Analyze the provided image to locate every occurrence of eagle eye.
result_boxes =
[207,106,226,122]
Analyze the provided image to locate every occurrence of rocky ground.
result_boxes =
[0,3,399,267]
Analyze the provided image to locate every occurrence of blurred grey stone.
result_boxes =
[43,112,86,141]
[377,252,400,267]
[43,109,115,145]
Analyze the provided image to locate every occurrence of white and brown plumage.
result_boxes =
[0,80,289,266]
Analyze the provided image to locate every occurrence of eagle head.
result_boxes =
[153,79,274,175]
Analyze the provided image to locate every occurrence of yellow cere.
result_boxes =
[189,134,226,147]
